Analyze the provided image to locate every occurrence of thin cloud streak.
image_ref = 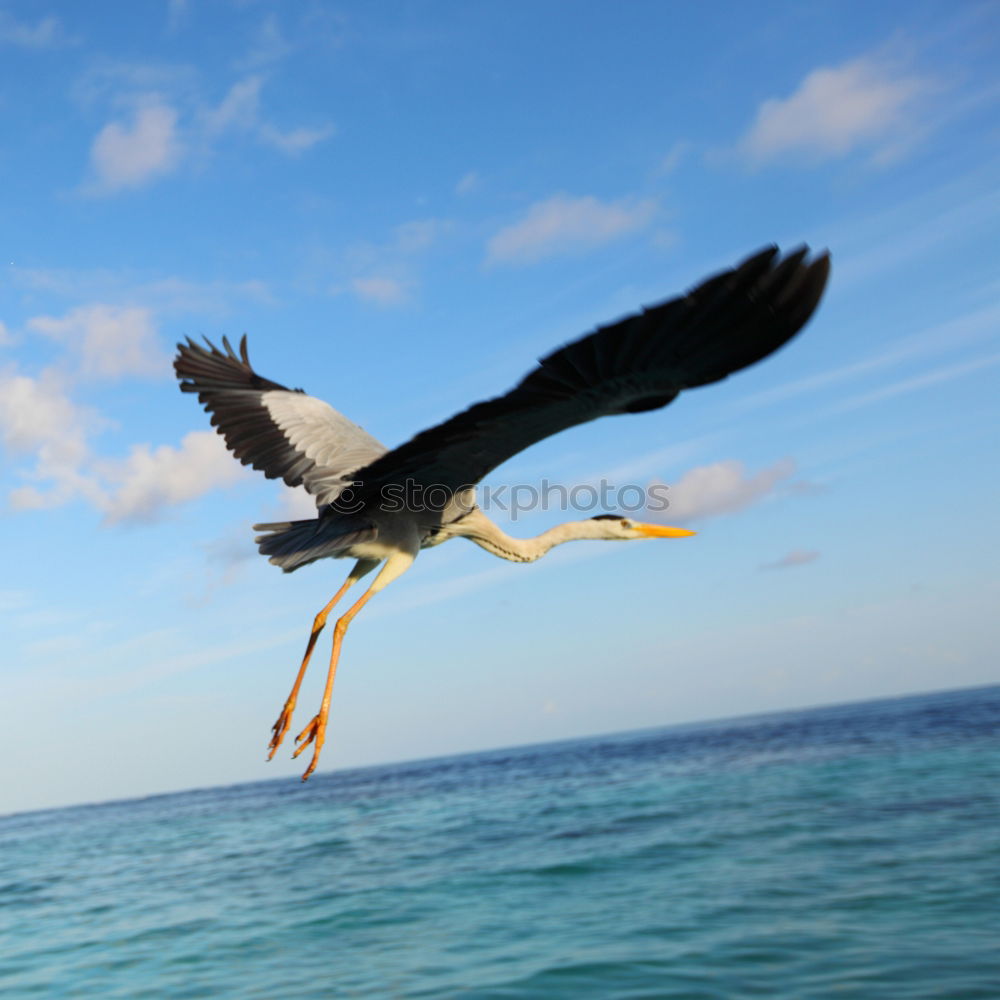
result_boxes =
[732,299,1000,414]
[825,351,1000,415]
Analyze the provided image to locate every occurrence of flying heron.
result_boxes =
[174,245,830,779]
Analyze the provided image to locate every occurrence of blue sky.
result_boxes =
[1,1,998,814]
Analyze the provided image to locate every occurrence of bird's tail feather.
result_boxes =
[252,518,375,573]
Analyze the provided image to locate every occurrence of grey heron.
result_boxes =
[174,245,830,779]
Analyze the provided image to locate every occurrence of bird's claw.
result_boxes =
[292,714,325,780]
[266,703,295,760]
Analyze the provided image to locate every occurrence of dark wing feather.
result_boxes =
[351,246,829,504]
[174,335,387,506]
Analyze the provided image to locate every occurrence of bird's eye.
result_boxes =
[620,519,630,528]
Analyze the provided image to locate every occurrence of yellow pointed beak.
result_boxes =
[635,523,696,538]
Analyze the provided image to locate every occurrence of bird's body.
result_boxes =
[175,245,830,779]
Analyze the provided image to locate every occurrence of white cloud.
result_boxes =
[650,458,796,523]
[88,100,181,192]
[739,55,927,165]
[761,549,820,571]
[0,366,104,510]
[0,11,76,48]
[0,320,12,346]
[487,194,657,265]
[82,72,331,195]
[28,304,166,378]
[351,276,409,307]
[0,374,252,517]
[0,367,88,456]
[1,309,249,518]
[101,431,249,523]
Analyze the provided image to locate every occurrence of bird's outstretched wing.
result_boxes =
[174,336,388,507]
[350,246,829,505]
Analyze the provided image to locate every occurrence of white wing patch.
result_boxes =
[263,391,388,506]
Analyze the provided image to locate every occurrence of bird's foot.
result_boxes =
[292,713,327,781]
[266,702,296,760]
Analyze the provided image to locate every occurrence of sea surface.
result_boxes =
[1,686,998,999]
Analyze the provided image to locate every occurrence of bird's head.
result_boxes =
[588,513,696,541]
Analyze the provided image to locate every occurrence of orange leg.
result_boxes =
[267,559,376,760]
[293,583,380,781]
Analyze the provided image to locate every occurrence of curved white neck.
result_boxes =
[453,509,617,563]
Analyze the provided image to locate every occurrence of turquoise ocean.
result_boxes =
[2,685,998,998]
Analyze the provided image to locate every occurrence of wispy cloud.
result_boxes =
[340,217,451,305]
[203,75,334,154]
[739,53,928,166]
[392,219,448,254]
[487,194,658,265]
[734,298,1000,414]
[11,265,273,316]
[760,549,820,571]
[28,304,167,378]
[455,171,481,196]
[87,99,182,193]
[0,589,31,614]
[237,13,293,70]
[81,72,332,195]
[826,350,1000,414]
[0,10,77,48]
[258,122,334,155]
[203,75,261,133]
[658,140,691,175]
[830,178,1000,290]
[351,276,411,307]
[73,59,199,109]
[649,458,797,523]
[166,0,188,34]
